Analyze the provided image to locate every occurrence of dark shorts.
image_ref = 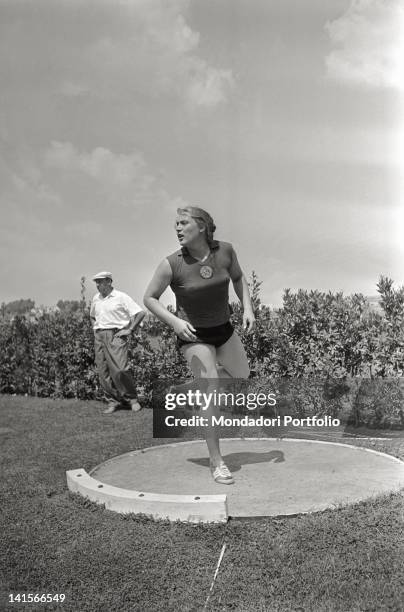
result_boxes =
[177,321,234,349]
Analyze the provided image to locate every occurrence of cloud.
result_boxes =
[0,140,187,250]
[325,0,404,89]
[0,140,189,301]
[44,141,185,211]
[45,142,151,189]
[186,64,234,108]
[82,1,234,108]
[0,0,233,110]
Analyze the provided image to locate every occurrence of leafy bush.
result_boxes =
[349,379,404,429]
[0,308,96,398]
[1,274,404,427]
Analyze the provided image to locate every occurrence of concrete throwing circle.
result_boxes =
[90,438,404,518]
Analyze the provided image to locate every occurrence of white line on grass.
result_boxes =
[203,542,227,612]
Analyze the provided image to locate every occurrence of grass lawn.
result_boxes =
[1,395,403,612]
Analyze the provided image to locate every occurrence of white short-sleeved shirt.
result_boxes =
[90,289,143,330]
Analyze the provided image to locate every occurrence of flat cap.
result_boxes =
[92,270,113,281]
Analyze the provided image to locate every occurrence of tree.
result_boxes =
[2,299,35,315]
[56,300,81,313]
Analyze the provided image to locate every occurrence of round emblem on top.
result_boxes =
[199,265,213,279]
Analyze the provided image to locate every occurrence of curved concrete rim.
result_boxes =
[68,437,404,522]
[66,468,228,523]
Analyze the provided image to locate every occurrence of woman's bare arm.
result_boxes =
[143,259,197,340]
[229,247,255,332]
[232,275,255,332]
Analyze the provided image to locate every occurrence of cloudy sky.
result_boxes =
[0,0,403,307]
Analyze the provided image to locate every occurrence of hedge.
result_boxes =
[1,275,403,427]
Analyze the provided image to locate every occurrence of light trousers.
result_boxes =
[94,329,137,405]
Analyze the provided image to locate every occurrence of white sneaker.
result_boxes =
[211,462,234,485]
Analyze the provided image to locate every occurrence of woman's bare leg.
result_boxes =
[181,333,249,465]
[216,332,250,378]
[180,343,224,467]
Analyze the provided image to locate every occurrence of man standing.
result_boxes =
[90,271,145,415]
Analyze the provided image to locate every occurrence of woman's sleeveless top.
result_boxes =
[166,240,242,328]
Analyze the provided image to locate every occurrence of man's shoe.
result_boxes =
[130,400,142,412]
[103,403,119,415]
[211,462,234,485]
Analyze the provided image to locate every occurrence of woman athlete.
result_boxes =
[144,207,255,484]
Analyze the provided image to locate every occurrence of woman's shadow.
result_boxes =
[188,450,284,473]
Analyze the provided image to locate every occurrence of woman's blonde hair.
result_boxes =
[177,206,216,247]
